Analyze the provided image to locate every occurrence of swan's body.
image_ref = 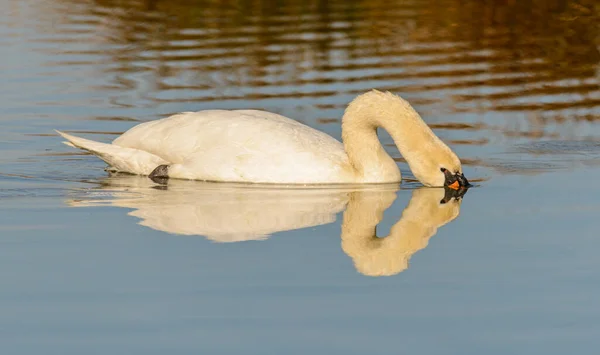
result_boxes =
[56,90,468,187]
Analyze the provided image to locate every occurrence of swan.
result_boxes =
[56,90,470,188]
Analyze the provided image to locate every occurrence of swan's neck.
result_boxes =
[341,90,448,183]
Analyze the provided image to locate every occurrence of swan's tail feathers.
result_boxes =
[55,130,169,176]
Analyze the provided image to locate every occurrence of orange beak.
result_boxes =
[443,170,471,189]
[447,180,461,190]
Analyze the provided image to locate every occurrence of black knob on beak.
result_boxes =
[442,168,472,189]
[456,173,471,188]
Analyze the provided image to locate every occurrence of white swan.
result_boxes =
[56,90,470,188]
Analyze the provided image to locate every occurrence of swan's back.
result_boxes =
[113,110,353,183]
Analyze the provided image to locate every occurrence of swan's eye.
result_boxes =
[440,167,447,173]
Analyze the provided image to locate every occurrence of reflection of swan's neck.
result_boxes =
[341,90,455,183]
[341,188,461,277]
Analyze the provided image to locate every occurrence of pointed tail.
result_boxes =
[55,130,168,175]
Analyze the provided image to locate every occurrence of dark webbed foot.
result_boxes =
[149,164,169,184]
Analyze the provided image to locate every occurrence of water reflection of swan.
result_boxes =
[69,175,466,274]
[70,176,359,242]
[341,187,465,277]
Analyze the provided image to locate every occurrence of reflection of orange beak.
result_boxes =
[447,180,460,190]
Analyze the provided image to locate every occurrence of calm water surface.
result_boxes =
[2,0,600,353]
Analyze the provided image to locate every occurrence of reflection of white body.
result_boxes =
[57,90,463,186]
[69,176,463,276]
[70,177,356,242]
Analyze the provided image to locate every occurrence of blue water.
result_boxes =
[2,0,600,353]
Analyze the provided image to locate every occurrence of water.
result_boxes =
[2,0,600,353]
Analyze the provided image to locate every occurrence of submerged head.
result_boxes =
[410,148,471,189]
[440,167,471,190]
[437,149,470,189]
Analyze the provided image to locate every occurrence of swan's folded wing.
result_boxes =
[56,130,168,175]
[112,110,354,183]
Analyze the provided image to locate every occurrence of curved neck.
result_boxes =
[341,91,445,182]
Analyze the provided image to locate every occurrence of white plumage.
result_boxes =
[56,90,465,186]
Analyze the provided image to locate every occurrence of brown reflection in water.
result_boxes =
[49,0,599,103]
[448,139,489,146]
[316,118,339,124]
[38,0,600,167]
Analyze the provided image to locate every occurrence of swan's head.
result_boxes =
[411,149,470,189]
[440,167,471,190]
[433,150,470,189]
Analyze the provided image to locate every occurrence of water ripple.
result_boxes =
[2,0,600,180]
